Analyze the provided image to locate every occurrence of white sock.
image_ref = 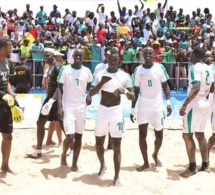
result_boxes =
[36,149,42,154]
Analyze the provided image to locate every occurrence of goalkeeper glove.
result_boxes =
[11,106,24,123]
[41,98,55,115]
[2,94,14,107]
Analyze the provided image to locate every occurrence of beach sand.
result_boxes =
[0,118,215,195]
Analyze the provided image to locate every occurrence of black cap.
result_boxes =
[53,4,57,8]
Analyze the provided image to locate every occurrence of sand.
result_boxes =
[0,118,215,195]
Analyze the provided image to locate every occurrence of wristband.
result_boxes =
[124,88,129,94]
[166,100,170,106]
[49,98,56,104]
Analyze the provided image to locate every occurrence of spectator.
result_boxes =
[50,4,61,18]
[96,4,108,24]
[30,38,44,89]
[36,5,47,26]
[162,42,176,89]
[89,38,101,73]
[134,0,144,18]
[14,57,32,93]
[175,48,188,90]
[121,42,134,75]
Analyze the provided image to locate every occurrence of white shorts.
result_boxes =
[95,105,124,138]
[63,108,86,135]
[183,99,210,133]
[137,110,165,131]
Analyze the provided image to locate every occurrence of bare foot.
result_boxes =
[61,155,67,165]
[152,153,162,167]
[114,178,122,187]
[136,164,150,172]
[71,165,78,172]
[1,166,17,175]
[98,165,107,178]
[46,140,56,146]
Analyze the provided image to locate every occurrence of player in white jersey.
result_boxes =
[131,46,172,172]
[87,48,135,186]
[208,57,215,161]
[179,47,214,177]
[57,49,93,171]
[93,46,113,149]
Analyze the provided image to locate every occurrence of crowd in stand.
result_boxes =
[0,0,214,90]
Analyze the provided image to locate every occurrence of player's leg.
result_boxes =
[109,112,124,186]
[112,137,122,187]
[71,133,82,171]
[153,130,163,167]
[196,108,210,172]
[95,135,106,177]
[195,132,209,171]
[36,117,48,150]
[208,134,215,158]
[61,108,75,165]
[26,117,47,158]
[55,121,63,146]
[180,133,197,177]
[151,111,165,167]
[180,103,198,177]
[0,103,14,173]
[46,121,56,145]
[95,106,109,177]
[137,124,149,171]
[136,110,150,171]
[1,133,14,174]
[208,112,215,159]
[106,133,112,149]
[61,134,74,165]
[71,109,87,171]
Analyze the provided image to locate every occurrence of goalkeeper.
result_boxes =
[27,49,63,159]
[0,38,20,174]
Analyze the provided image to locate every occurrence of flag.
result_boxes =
[143,0,156,2]
[20,28,37,46]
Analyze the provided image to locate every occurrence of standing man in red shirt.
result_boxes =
[96,23,107,44]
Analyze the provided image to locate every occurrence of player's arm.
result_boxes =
[179,82,200,116]
[162,81,172,116]
[130,86,139,123]
[163,0,168,9]
[88,76,112,97]
[210,83,214,93]
[139,0,144,9]
[7,82,16,99]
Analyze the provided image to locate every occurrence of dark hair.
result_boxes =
[0,38,9,49]
[192,47,206,59]
[108,48,118,55]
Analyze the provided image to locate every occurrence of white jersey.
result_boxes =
[208,64,215,109]
[93,62,108,78]
[134,63,169,111]
[57,65,93,109]
[92,69,133,94]
[188,62,214,101]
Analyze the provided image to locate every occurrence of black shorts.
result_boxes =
[0,101,13,134]
[15,83,30,93]
[39,97,59,121]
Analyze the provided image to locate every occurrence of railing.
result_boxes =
[11,59,190,92]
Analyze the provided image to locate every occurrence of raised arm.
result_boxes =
[139,0,144,9]
[117,0,122,14]
[163,0,168,9]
